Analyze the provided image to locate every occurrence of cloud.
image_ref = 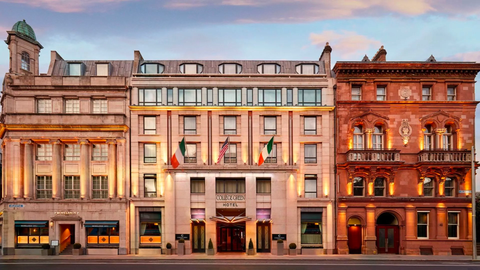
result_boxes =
[310,30,382,60]
[443,51,480,62]
[0,0,134,13]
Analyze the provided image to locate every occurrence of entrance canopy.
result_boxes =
[211,209,251,224]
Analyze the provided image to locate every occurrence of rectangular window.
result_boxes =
[417,212,429,239]
[139,89,162,106]
[92,144,108,161]
[64,175,80,199]
[92,176,108,199]
[207,88,213,106]
[224,116,237,135]
[304,116,316,135]
[65,144,80,161]
[304,174,317,198]
[86,221,119,246]
[68,63,82,76]
[422,86,431,101]
[247,89,253,106]
[144,144,156,163]
[287,89,293,106]
[184,116,197,135]
[139,213,161,246]
[144,174,157,198]
[374,178,385,197]
[352,85,362,100]
[264,143,277,164]
[65,99,80,113]
[376,86,386,101]
[92,99,107,114]
[301,212,322,245]
[96,63,109,76]
[444,177,455,197]
[256,178,271,193]
[224,143,237,164]
[167,88,173,105]
[423,177,434,197]
[179,89,202,106]
[298,89,322,106]
[258,89,282,106]
[144,116,156,134]
[304,144,317,164]
[15,222,49,247]
[36,144,52,161]
[264,116,277,135]
[36,176,52,199]
[185,143,197,163]
[191,178,205,193]
[219,89,242,106]
[447,86,456,101]
[447,212,459,238]
[37,99,52,113]
[353,177,364,197]
[216,178,245,193]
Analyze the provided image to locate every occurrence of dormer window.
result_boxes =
[219,63,242,74]
[96,63,110,76]
[258,63,280,74]
[296,64,319,74]
[180,63,203,74]
[68,63,84,76]
[21,52,30,71]
[140,63,164,74]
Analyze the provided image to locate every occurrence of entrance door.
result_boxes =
[256,223,270,252]
[376,225,399,254]
[217,223,245,252]
[59,224,75,254]
[192,222,205,253]
[348,225,362,254]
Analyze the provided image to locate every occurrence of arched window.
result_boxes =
[353,126,364,150]
[442,125,453,150]
[353,177,364,197]
[21,52,30,71]
[374,177,386,196]
[423,177,434,197]
[444,177,455,197]
[140,63,164,74]
[372,125,384,150]
[424,124,434,150]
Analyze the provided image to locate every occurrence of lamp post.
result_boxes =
[472,146,477,260]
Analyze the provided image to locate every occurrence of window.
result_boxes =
[298,89,322,106]
[180,63,203,74]
[68,63,82,76]
[191,178,205,193]
[224,116,237,135]
[184,116,197,135]
[179,89,202,106]
[96,63,109,76]
[247,89,253,106]
[423,177,434,197]
[304,174,317,198]
[301,212,322,245]
[21,52,30,71]
[92,176,108,199]
[65,99,80,113]
[64,176,80,199]
[139,89,162,106]
[65,144,80,161]
[224,143,237,164]
[36,144,52,161]
[424,125,434,150]
[139,213,161,246]
[216,178,245,193]
[36,176,52,199]
[264,116,277,135]
[447,86,456,101]
[447,212,459,238]
[353,177,364,196]
[207,88,213,105]
[258,63,280,74]
[258,89,282,106]
[304,144,317,164]
[422,86,431,101]
[352,85,362,100]
[144,144,156,163]
[219,89,242,106]
[15,221,49,247]
[144,116,156,134]
[86,221,119,246]
[444,177,455,197]
[353,126,364,150]
[374,177,386,197]
[372,126,384,150]
[417,212,429,239]
[442,125,453,150]
[92,144,108,161]
[296,64,319,75]
[37,99,52,113]
[219,63,242,74]
[256,178,271,193]
[185,143,197,163]
[144,174,157,197]
[92,99,107,114]
[287,89,293,106]
[140,63,164,74]
[264,143,277,164]
[376,86,386,101]
[304,116,316,135]
[167,88,173,105]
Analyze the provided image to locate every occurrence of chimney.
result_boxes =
[372,45,387,62]
[133,50,144,74]
[47,51,64,75]
[319,42,332,76]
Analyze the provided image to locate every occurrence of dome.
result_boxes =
[11,20,37,42]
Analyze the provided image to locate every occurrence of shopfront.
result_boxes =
[85,221,119,248]
[15,221,49,248]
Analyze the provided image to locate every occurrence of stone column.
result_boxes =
[436,206,447,240]
[436,128,446,150]
[80,140,90,200]
[108,140,117,198]
[52,140,62,199]
[23,140,34,199]
[11,139,22,199]
[365,205,377,254]
[336,205,349,254]
[116,138,125,199]
[405,206,416,240]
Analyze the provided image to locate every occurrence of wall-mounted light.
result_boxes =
[50,221,54,228]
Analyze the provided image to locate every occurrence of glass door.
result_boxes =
[256,223,270,252]
[192,222,205,253]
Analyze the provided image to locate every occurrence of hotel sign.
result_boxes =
[216,194,246,208]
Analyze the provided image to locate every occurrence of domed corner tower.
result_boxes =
[5,20,43,75]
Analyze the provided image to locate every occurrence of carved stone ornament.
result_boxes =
[399,119,412,146]
[399,86,411,100]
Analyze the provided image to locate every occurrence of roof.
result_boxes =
[8,20,43,48]
[51,60,134,77]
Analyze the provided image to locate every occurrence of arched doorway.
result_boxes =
[376,212,399,254]
[347,217,362,254]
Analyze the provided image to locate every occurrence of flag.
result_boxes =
[171,138,185,169]
[258,136,274,166]
[217,137,230,163]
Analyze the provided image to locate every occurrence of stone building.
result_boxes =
[334,47,480,255]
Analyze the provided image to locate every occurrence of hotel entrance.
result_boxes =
[216,222,245,252]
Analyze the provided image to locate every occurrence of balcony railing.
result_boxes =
[418,150,471,162]
[346,149,401,162]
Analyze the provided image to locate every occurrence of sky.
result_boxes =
[1,0,480,187]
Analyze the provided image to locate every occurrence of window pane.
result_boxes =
[97,64,109,76]
[304,117,316,135]
[184,116,197,134]
[69,64,81,76]
[264,117,276,135]
[144,116,156,134]
[144,144,156,163]
[304,144,317,163]
[224,116,237,134]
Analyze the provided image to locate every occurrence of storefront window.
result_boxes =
[15,221,49,247]
[301,212,322,246]
[85,221,119,247]
[140,213,162,247]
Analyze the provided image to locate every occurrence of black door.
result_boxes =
[217,223,245,252]
[192,222,205,253]
[256,223,270,252]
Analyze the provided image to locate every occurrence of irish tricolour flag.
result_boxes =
[258,136,274,166]
[171,138,185,169]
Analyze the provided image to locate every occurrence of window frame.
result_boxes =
[353,125,364,150]
[417,211,429,239]
[92,175,108,199]
[65,99,80,114]
[376,86,386,101]
[304,174,317,198]
[92,99,108,114]
[64,175,80,199]
[447,86,456,101]
[96,63,110,76]
[183,116,197,135]
[258,89,282,106]
[447,212,459,239]
[304,116,317,135]
[224,143,237,164]
[92,144,108,161]
[215,178,245,193]
[424,125,434,151]
[143,116,156,135]
[256,178,271,194]
[144,174,157,198]
[64,144,80,161]
[36,175,52,199]
[247,89,253,106]
[36,99,52,113]
[351,85,362,101]
[179,88,202,106]
[21,51,30,71]
[295,63,319,75]
[372,125,384,150]
[140,63,164,74]
[264,116,277,135]
[180,63,203,74]
[287,89,293,106]
[298,89,322,106]
[264,143,277,164]
[374,177,386,197]
[304,144,317,164]
[191,178,205,193]
[218,89,242,106]
[444,177,455,197]
[300,212,322,245]
[423,177,435,197]
[144,143,157,163]
[422,86,432,101]
[36,144,52,161]
[442,125,453,150]
[68,63,83,76]
[219,63,242,74]
[257,63,281,74]
[139,89,162,106]
[184,143,197,164]
[353,177,365,197]
[223,116,237,135]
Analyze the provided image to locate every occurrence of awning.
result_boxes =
[84,221,118,228]
[15,221,48,228]
[210,213,251,224]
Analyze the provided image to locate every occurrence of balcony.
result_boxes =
[418,150,471,162]
[346,149,401,162]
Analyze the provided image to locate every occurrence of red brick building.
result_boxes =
[334,47,480,255]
